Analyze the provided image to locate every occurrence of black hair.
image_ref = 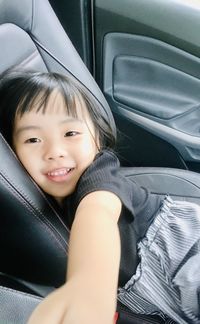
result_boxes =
[0,69,116,149]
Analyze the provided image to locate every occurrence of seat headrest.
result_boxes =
[0,0,32,28]
[0,0,116,129]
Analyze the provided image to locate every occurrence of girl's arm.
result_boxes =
[28,190,121,324]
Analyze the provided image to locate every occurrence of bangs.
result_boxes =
[16,76,84,119]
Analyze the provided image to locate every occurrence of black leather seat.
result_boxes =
[0,0,115,287]
[0,0,200,322]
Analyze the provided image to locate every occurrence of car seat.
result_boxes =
[0,0,200,323]
[0,0,115,288]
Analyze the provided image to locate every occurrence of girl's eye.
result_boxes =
[25,138,41,143]
[64,131,79,137]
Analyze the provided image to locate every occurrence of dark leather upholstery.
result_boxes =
[0,0,114,125]
[121,167,200,204]
[0,0,200,322]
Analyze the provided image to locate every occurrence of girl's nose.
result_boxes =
[47,153,65,160]
[44,144,67,161]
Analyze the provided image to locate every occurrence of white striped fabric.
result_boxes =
[118,196,200,324]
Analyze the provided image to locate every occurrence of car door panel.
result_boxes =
[103,33,200,164]
[94,0,200,170]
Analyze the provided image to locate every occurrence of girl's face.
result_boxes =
[13,92,99,205]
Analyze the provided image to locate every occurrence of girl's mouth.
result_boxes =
[46,167,74,182]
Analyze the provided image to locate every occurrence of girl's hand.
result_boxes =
[28,280,115,324]
[28,284,69,324]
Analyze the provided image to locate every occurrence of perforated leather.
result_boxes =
[0,285,41,323]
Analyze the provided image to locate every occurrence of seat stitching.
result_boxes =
[0,169,70,240]
[0,174,68,253]
[31,0,35,33]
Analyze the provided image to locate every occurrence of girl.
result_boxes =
[0,69,199,324]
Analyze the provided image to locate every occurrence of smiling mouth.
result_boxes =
[47,168,72,177]
[46,167,74,182]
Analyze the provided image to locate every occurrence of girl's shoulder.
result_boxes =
[93,149,120,168]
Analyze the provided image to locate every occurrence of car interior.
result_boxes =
[50,0,200,172]
[0,0,200,323]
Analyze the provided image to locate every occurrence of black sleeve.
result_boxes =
[67,150,161,287]
[72,150,135,220]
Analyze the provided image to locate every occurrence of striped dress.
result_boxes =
[118,196,200,324]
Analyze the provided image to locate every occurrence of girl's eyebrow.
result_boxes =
[15,125,40,135]
[60,117,84,124]
[15,118,84,135]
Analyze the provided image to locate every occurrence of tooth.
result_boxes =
[48,168,72,176]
